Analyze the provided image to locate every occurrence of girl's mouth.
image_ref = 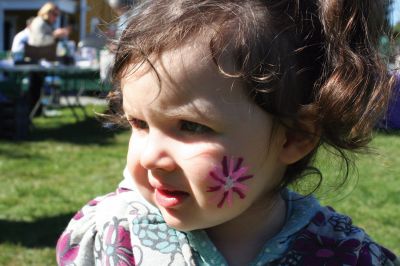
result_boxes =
[155,188,189,208]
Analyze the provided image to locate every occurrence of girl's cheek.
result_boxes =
[201,155,254,209]
[179,141,223,160]
[127,135,148,182]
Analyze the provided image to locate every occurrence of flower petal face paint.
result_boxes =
[207,156,254,208]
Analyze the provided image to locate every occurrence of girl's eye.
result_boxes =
[180,120,213,134]
[128,118,148,130]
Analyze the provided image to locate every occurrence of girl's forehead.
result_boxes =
[121,42,252,118]
[121,40,235,97]
[121,33,235,86]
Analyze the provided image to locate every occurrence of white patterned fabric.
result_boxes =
[56,169,399,266]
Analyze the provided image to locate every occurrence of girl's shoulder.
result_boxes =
[56,186,194,265]
[277,205,399,266]
[56,187,137,265]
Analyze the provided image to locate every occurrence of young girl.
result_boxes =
[56,0,399,265]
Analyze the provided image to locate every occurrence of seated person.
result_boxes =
[28,2,70,47]
[26,2,70,116]
[11,17,34,62]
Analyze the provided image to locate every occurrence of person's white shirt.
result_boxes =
[11,28,30,53]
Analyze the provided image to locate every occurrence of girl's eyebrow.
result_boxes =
[164,97,222,122]
[154,105,219,126]
[122,97,221,124]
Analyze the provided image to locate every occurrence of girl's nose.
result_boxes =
[139,132,176,172]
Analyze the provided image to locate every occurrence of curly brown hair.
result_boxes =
[106,0,394,191]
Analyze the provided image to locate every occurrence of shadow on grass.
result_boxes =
[29,116,125,145]
[0,213,74,248]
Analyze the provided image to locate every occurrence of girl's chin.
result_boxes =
[160,212,193,232]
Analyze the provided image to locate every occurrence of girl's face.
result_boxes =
[122,42,287,232]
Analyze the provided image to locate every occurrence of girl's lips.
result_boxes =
[155,188,189,208]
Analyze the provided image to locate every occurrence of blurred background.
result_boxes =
[0,0,122,51]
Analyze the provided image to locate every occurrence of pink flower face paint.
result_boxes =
[206,156,254,208]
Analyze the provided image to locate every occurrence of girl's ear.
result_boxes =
[278,120,320,165]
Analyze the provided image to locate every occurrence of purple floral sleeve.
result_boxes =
[94,217,135,265]
[276,210,399,266]
[56,189,136,265]
[56,232,80,266]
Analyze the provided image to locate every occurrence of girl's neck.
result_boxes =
[205,195,286,266]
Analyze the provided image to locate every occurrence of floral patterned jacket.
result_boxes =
[56,170,399,266]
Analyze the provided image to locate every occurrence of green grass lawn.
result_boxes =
[0,106,399,265]
[0,106,128,265]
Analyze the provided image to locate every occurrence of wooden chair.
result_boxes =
[24,43,57,63]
